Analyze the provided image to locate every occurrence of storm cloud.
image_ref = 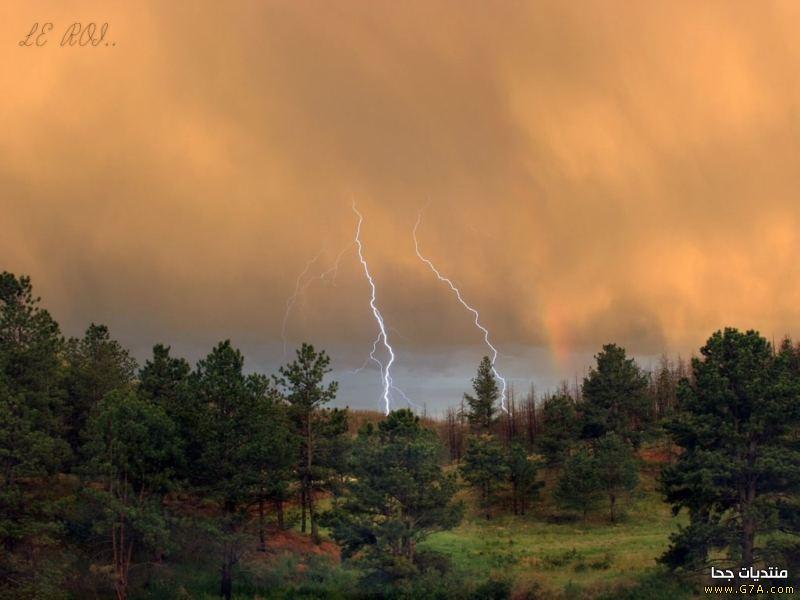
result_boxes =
[3,1,800,409]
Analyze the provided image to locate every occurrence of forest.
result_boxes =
[2,269,799,599]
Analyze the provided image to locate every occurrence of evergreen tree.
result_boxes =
[0,273,70,597]
[248,373,297,552]
[315,407,351,501]
[506,442,543,515]
[274,343,338,543]
[190,341,280,599]
[64,324,137,457]
[325,410,462,583]
[537,392,579,466]
[594,432,639,522]
[581,344,651,446]
[138,344,191,419]
[137,344,195,479]
[82,390,181,600]
[460,434,509,519]
[661,329,800,570]
[554,446,601,521]
[464,356,499,431]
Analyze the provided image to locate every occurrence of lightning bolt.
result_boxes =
[351,332,422,412]
[281,243,353,357]
[352,202,395,415]
[413,210,509,414]
[299,242,353,292]
[281,252,322,356]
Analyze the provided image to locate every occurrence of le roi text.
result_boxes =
[19,22,114,48]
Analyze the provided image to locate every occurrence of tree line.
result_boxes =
[2,270,799,598]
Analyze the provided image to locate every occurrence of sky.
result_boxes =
[3,1,800,413]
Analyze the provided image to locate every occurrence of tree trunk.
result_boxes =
[306,414,320,543]
[275,498,285,530]
[512,480,518,515]
[309,486,320,543]
[741,441,757,565]
[300,485,307,534]
[609,493,616,523]
[113,511,131,600]
[742,481,757,564]
[257,496,266,552]
[220,562,232,600]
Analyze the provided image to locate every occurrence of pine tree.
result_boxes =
[0,273,70,597]
[138,344,195,480]
[274,343,338,543]
[464,356,499,431]
[82,390,181,600]
[64,324,137,458]
[581,344,651,446]
[248,373,297,552]
[594,432,639,522]
[325,409,462,582]
[537,392,579,466]
[554,446,601,521]
[460,434,509,519]
[661,329,800,570]
[506,442,543,515]
[190,341,282,599]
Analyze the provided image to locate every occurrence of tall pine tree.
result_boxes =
[661,329,800,570]
[274,343,338,543]
[464,356,499,431]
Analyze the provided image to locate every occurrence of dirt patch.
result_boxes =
[257,527,341,562]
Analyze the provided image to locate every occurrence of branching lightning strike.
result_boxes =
[352,203,396,415]
[281,252,322,356]
[413,210,509,414]
[281,243,353,357]
[351,332,422,412]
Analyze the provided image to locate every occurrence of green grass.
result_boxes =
[132,461,692,599]
[422,465,686,597]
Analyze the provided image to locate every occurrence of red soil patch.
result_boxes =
[639,446,672,464]
[259,527,341,562]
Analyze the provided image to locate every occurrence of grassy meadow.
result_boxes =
[131,449,696,599]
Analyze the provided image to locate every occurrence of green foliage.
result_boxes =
[82,389,181,598]
[554,445,601,520]
[274,343,339,542]
[314,406,351,499]
[0,272,65,432]
[275,342,338,414]
[137,344,194,479]
[536,393,579,466]
[460,434,509,519]
[5,270,799,598]
[581,343,651,446]
[191,341,270,509]
[506,442,543,515]
[594,568,693,600]
[553,434,639,523]
[64,323,137,458]
[661,328,800,570]
[84,389,181,495]
[325,409,462,583]
[191,340,296,598]
[0,272,70,597]
[594,432,639,522]
[464,356,499,431]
